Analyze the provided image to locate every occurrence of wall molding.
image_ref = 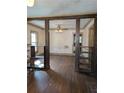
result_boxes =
[50,53,75,56]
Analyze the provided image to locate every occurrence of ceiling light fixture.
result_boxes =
[27,0,35,7]
[55,25,63,32]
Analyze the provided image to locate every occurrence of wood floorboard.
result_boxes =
[27,55,96,93]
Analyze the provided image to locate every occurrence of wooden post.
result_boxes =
[44,46,46,68]
[31,46,35,58]
[75,18,80,71]
[31,46,35,69]
[45,19,50,69]
[91,17,97,75]
[94,17,97,74]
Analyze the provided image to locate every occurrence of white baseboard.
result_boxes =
[50,53,75,56]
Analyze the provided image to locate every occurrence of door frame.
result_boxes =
[27,14,97,71]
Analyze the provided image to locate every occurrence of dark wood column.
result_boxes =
[91,17,97,75]
[44,19,50,69]
[75,18,80,71]
[94,17,97,74]
[31,46,35,58]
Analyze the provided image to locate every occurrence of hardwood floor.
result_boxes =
[27,55,96,93]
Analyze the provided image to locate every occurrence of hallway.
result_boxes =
[27,55,96,93]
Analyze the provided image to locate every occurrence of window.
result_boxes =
[73,33,82,45]
[73,33,82,52]
[31,32,38,52]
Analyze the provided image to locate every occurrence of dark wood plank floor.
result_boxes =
[27,55,96,93]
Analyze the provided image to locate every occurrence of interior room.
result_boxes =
[27,0,97,93]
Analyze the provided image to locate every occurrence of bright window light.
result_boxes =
[27,0,34,7]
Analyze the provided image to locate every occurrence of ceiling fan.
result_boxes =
[50,24,69,32]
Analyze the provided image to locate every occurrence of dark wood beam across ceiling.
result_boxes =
[27,14,97,21]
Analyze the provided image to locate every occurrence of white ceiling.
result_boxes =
[27,0,97,17]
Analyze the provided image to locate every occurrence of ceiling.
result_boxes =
[28,18,93,29]
[27,0,96,30]
[27,0,97,17]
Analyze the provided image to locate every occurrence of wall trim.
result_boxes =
[50,53,75,56]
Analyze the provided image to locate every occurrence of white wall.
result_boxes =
[50,30,74,54]
[27,24,45,55]
[81,29,89,46]
[49,19,95,55]
[84,19,95,47]
[50,29,90,55]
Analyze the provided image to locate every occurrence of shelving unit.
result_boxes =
[78,46,93,72]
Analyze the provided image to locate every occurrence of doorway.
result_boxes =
[49,19,76,57]
[27,14,97,73]
[27,20,45,69]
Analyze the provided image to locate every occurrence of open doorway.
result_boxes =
[27,15,97,93]
[79,18,96,72]
[27,20,45,69]
[48,18,96,73]
[27,16,96,72]
[49,19,76,69]
[49,19,76,56]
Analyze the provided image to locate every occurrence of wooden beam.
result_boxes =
[90,17,97,76]
[28,23,44,30]
[94,18,97,74]
[75,18,80,71]
[44,19,50,69]
[27,14,97,21]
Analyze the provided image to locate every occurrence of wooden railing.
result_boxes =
[27,45,49,69]
[78,46,95,72]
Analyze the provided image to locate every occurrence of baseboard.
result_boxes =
[50,53,75,56]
